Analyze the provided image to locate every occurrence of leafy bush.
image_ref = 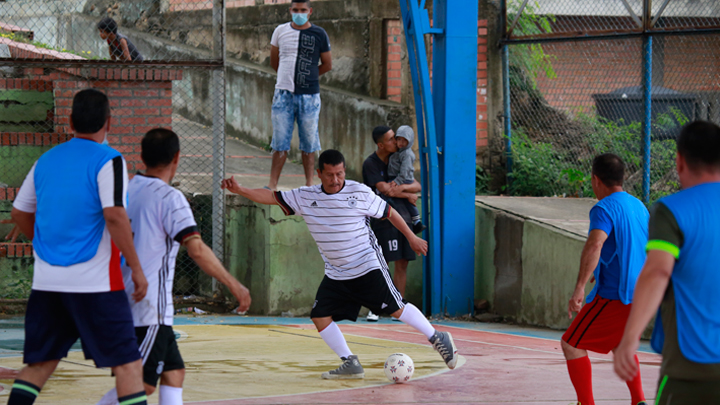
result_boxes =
[508,110,683,203]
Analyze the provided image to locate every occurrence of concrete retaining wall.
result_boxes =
[474,201,589,330]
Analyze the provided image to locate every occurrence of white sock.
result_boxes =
[96,387,119,405]
[318,321,353,359]
[398,303,436,339]
[159,385,183,405]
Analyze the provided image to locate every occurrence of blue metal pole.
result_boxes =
[502,44,512,189]
[433,0,477,316]
[399,0,443,316]
[642,35,652,203]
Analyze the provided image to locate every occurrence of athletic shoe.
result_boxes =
[429,331,458,369]
[366,311,379,322]
[321,355,365,379]
[637,402,648,405]
[392,317,401,322]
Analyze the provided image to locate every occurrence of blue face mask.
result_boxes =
[292,13,309,26]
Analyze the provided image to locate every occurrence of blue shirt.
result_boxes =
[585,191,649,305]
[589,206,621,300]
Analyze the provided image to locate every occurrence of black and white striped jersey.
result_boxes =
[122,174,199,326]
[275,180,391,280]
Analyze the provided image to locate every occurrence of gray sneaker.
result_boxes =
[429,331,458,369]
[321,355,365,379]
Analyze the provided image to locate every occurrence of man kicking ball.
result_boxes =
[97,128,252,404]
[222,149,457,379]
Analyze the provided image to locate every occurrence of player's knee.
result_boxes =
[144,383,156,396]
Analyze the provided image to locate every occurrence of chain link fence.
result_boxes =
[0,0,227,307]
[502,0,720,201]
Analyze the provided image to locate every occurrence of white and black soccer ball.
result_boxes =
[384,353,414,383]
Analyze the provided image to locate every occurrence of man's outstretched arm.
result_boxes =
[222,176,278,206]
[568,229,607,318]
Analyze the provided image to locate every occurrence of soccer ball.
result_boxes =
[384,353,414,383]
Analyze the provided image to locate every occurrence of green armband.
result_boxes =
[646,239,680,259]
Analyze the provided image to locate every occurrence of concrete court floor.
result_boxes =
[0,316,662,404]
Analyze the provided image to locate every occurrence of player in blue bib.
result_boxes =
[615,121,720,404]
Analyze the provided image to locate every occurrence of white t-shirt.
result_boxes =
[270,22,331,95]
[13,158,129,293]
[275,180,390,280]
[122,174,199,327]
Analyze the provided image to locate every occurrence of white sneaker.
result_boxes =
[366,311,379,322]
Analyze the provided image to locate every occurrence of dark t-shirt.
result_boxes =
[648,202,720,380]
[362,152,411,224]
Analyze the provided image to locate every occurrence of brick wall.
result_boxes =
[476,19,488,148]
[385,19,403,103]
[384,19,489,151]
[532,18,720,115]
[0,38,182,184]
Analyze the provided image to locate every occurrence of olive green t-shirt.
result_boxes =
[648,202,720,380]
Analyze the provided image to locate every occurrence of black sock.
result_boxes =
[118,391,147,405]
[7,379,41,405]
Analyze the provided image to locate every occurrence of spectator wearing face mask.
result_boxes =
[268,0,332,191]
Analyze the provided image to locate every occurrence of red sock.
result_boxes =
[625,355,645,404]
[566,356,594,405]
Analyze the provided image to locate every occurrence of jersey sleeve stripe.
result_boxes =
[112,156,124,207]
[646,239,680,259]
[174,225,200,244]
[381,202,390,219]
[274,191,295,216]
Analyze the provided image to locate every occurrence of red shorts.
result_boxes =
[562,296,632,354]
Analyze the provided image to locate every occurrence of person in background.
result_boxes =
[267,0,332,190]
[97,17,144,62]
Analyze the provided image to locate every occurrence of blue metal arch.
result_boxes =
[399,0,477,316]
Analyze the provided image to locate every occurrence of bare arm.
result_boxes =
[103,207,147,302]
[378,179,421,198]
[568,229,607,319]
[186,237,251,312]
[270,45,279,72]
[10,208,35,240]
[119,38,132,62]
[319,51,332,75]
[387,207,427,256]
[221,176,278,206]
[614,250,674,380]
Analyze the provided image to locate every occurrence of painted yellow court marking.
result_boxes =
[0,325,453,404]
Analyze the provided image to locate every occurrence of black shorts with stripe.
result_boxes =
[136,325,185,387]
[310,269,405,322]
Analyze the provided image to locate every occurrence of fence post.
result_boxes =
[502,44,512,189]
[642,35,652,204]
[211,0,226,292]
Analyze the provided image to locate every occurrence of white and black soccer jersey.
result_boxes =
[271,22,331,95]
[122,174,199,327]
[274,180,391,280]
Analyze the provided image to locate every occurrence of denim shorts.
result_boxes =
[271,89,322,153]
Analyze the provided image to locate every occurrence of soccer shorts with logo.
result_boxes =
[136,325,185,386]
[24,290,140,368]
[310,269,405,322]
[372,219,416,263]
[562,296,632,354]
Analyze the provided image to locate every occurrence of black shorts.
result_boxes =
[24,290,140,368]
[136,325,185,387]
[310,269,405,322]
[372,220,416,263]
